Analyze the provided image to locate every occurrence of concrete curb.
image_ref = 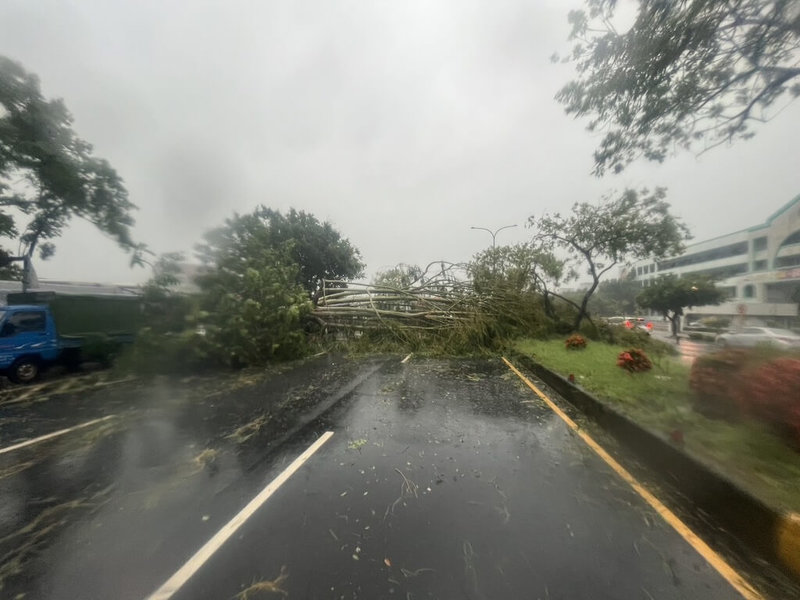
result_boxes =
[508,351,800,584]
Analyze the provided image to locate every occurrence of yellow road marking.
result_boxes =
[502,357,764,600]
[776,512,800,578]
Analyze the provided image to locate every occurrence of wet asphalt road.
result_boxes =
[0,356,792,599]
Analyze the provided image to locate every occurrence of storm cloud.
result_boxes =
[1,0,798,283]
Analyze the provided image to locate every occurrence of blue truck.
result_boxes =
[0,304,85,383]
[0,296,140,383]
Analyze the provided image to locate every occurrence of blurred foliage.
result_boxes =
[691,347,800,450]
[0,55,146,274]
[198,259,312,366]
[140,252,196,333]
[115,328,214,375]
[742,358,800,448]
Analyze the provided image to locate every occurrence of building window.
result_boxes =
[743,284,755,298]
[753,237,767,251]
[775,254,800,268]
[721,286,737,299]
[684,263,749,280]
[753,259,768,271]
[658,241,748,271]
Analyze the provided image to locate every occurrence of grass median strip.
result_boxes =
[514,339,800,513]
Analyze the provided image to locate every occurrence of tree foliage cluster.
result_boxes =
[637,273,725,337]
[528,188,690,331]
[465,243,580,337]
[0,56,144,275]
[128,207,364,372]
[558,0,800,175]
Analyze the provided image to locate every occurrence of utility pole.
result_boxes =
[470,224,518,248]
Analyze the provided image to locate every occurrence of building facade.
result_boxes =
[630,194,800,327]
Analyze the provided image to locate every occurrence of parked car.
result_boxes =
[606,316,653,335]
[715,327,800,349]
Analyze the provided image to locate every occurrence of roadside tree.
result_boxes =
[528,188,689,331]
[194,207,362,365]
[196,207,364,304]
[637,274,725,339]
[0,55,144,286]
[556,0,800,175]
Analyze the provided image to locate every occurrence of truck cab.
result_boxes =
[0,305,72,383]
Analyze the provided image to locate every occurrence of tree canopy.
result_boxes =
[557,0,800,175]
[529,188,689,330]
[196,207,364,302]
[637,274,724,336]
[0,55,143,275]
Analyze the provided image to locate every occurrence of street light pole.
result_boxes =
[470,224,518,248]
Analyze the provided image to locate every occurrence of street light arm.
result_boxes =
[494,224,518,236]
[470,224,518,248]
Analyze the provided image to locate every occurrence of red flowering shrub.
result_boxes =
[739,358,800,447]
[689,349,751,419]
[565,334,587,350]
[616,348,652,372]
[691,348,800,449]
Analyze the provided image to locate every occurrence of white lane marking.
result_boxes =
[146,430,335,600]
[401,353,413,364]
[0,415,116,456]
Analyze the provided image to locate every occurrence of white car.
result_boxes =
[715,327,800,349]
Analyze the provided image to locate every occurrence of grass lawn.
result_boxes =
[514,338,800,513]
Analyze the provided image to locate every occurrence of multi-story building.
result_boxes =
[630,194,800,328]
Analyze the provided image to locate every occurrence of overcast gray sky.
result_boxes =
[1,0,799,284]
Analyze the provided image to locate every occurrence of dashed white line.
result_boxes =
[146,430,335,600]
[0,415,116,456]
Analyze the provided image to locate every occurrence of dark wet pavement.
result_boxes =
[0,356,795,599]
